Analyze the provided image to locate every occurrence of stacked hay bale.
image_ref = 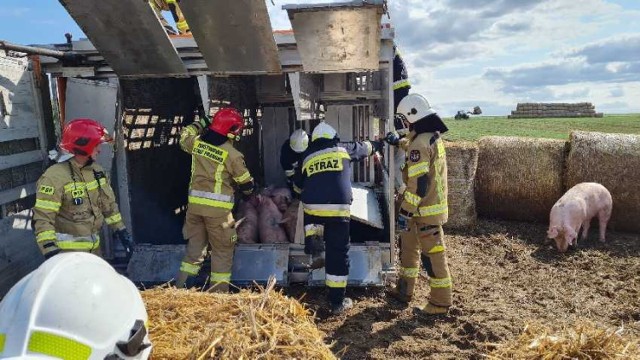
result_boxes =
[445,141,479,229]
[566,131,640,232]
[508,102,603,118]
[488,321,640,359]
[142,280,336,360]
[475,137,567,223]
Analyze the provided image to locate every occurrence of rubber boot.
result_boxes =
[417,302,449,315]
[388,276,416,303]
[328,287,353,315]
[174,271,189,288]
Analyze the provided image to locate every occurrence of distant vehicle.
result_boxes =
[454,106,482,120]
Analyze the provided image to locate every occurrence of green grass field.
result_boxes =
[441,114,640,142]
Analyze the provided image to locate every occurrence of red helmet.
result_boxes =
[208,108,244,140]
[60,118,113,156]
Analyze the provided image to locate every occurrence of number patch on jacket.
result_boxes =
[39,185,55,195]
[306,157,343,176]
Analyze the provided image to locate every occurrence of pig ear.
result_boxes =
[547,227,558,238]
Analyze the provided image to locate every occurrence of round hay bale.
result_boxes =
[566,131,640,232]
[445,141,479,229]
[475,137,567,222]
[141,280,336,360]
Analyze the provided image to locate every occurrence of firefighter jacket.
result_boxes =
[150,0,189,34]
[33,158,125,255]
[399,131,448,225]
[393,46,411,112]
[299,138,374,219]
[280,139,304,195]
[180,123,254,218]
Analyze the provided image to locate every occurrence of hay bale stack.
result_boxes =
[488,321,640,359]
[445,141,479,229]
[476,137,567,222]
[141,280,336,360]
[566,131,640,232]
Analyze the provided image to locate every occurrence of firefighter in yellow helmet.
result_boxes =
[32,118,133,260]
[174,108,255,292]
[150,0,190,35]
[385,93,453,315]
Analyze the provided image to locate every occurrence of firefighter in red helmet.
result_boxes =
[174,108,255,292]
[32,118,133,260]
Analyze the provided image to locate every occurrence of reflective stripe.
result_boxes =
[293,183,302,194]
[57,241,100,251]
[180,262,201,275]
[401,267,419,278]
[429,277,452,288]
[210,272,231,283]
[428,245,445,254]
[184,126,198,136]
[233,171,252,184]
[188,196,234,209]
[403,191,422,207]
[86,178,106,191]
[214,165,224,194]
[365,141,373,155]
[55,233,99,242]
[437,141,446,156]
[393,79,411,90]
[303,203,350,218]
[304,224,323,237]
[35,199,61,212]
[326,274,348,288]
[0,333,5,353]
[176,19,189,32]
[63,179,106,193]
[28,330,91,360]
[105,213,122,225]
[418,201,448,217]
[189,190,233,202]
[408,162,429,178]
[285,169,295,177]
[36,230,57,243]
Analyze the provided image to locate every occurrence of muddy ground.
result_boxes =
[287,220,640,359]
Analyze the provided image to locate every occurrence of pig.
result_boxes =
[270,187,292,213]
[236,200,258,244]
[547,182,613,253]
[282,199,300,243]
[257,195,289,244]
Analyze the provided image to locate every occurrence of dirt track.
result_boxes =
[288,220,640,359]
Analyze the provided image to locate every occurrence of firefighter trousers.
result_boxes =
[305,215,351,306]
[399,222,452,307]
[178,211,237,292]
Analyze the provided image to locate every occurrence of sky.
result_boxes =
[1,0,639,116]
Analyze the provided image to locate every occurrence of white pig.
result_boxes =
[236,200,258,244]
[270,187,292,213]
[547,182,613,253]
[257,195,289,244]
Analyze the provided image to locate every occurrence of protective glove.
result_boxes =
[114,228,134,259]
[197,114,211,129]
[371,140,385,154]
[385,131,401,146]
[396,212,411,232]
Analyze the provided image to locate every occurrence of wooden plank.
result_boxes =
[261,107,290,187]
[0,127,39,142]
[0,182,36,205]
[0,150,43,171]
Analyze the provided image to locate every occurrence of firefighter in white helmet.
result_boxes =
[280,129,309,196]
[384,93,453,315]
[0,252,152,359]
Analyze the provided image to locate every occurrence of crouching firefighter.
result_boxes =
[175,108,255,292]
[386,93,453,315]
[280,128,309,197]
[300,122,384,315]
[32,118,133,260]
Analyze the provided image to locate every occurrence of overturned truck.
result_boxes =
[2,0,401,292]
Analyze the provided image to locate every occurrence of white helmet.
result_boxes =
[0,253,152,360]
[396,93,436,124]
[311,122,337,142]
[289,129,309,153]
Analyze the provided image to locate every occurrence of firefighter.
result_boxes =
[175,108,255,292]
[385,93,453,315]
[280,128,309,197]
[392,45,412,193]
[32,118,132,260]
[299,122,383,315]
[0,252,152,359]
[150,0,190,35]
